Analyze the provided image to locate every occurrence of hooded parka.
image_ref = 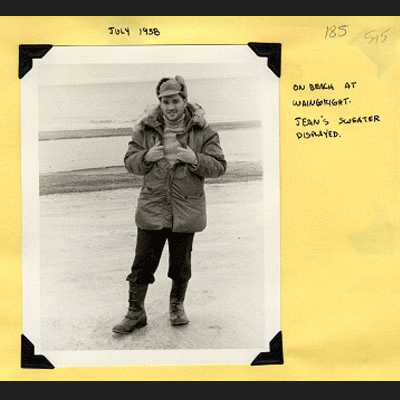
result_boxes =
[124,102,227,233]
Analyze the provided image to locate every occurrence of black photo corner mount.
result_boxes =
[248,42,281,78]
[21,334,55,369]
[19,44,52,79]
[251,331,283,366]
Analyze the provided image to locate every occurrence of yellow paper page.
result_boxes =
[1,15,400,380]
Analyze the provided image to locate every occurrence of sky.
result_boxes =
[38,62,263,87]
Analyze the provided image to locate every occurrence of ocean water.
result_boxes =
[39,127,264,174]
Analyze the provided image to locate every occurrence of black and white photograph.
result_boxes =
[20,45,280,366]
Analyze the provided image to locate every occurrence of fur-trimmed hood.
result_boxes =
[133,102,208,133]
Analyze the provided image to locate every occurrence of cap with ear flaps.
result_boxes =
[157,75,188,99]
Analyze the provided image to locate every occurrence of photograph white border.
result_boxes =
[21,45,281,367]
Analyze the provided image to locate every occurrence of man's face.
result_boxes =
[160,94,187,122]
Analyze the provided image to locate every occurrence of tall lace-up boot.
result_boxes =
[169,280,189,326]
[112,282,148,334]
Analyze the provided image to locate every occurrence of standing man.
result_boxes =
[112,75,227,334]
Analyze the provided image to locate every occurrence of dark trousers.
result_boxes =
[126,228,195,285]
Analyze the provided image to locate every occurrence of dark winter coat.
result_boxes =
[124,103,227,233]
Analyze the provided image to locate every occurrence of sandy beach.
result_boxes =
[39,180,267,353]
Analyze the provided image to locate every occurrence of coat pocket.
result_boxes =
[173,191,206,232]
[140,185,165,197]
[135,188,165,230]
[184,192,204,200]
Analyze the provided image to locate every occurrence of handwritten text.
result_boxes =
[291,80,381,140]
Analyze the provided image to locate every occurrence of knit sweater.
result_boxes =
[162,114,186,165]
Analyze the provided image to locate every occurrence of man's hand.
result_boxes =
[176,146,198,165]
[144,140,164,163]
